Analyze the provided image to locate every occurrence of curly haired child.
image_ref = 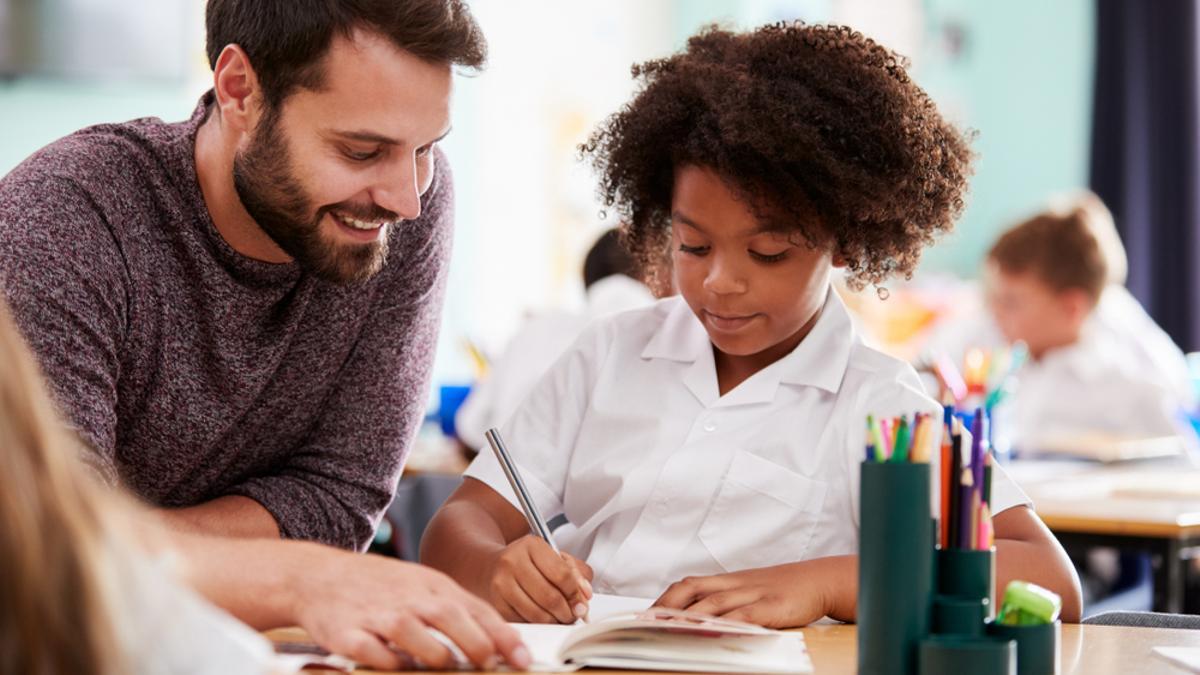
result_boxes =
[423,21,1082,627]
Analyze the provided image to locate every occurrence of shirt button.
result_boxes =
[703,419,717,432]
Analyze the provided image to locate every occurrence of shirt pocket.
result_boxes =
[697,450,828,572]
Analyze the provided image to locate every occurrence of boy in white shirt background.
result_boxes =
[422,22,1082,628]
[981,194,1194,452]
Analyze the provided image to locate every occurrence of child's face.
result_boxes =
[983,261,1089,358]
[669,165,833,363]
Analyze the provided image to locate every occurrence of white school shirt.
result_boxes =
[464,289,1029,598]
[999,325,1185,449]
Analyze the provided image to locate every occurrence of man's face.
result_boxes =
[233,28,453,284]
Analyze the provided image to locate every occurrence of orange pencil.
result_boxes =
[939,424,951,548]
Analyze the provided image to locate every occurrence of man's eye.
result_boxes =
[345,148,381,162]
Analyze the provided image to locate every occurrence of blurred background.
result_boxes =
[0,0,1096,386]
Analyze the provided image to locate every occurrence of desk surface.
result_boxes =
[1009,458,1200,539]
[278,623,1200,674]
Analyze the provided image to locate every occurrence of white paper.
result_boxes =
[1154,647,1200,673]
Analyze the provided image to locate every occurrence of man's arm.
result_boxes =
[157,496,280,539]
[131,515,532,671]
[0,172,127,482]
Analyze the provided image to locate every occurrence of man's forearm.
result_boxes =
[157,495,280,539]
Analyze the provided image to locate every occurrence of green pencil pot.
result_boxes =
[857,461,934,675]
[932,594,988,636]
[987,620,1061,675]
[936,547,996,619]
[918,636,1016,675]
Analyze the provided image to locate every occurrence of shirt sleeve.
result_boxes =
[462,321,607,525]
[0,171,128,484]
[227,152,454,551]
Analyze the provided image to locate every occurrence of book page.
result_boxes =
[586,593,655,620]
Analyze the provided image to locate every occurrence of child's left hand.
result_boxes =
[653,557,855,628]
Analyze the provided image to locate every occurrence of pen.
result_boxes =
[485,428,559,553]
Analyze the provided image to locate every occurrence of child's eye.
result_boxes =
[678,243,710,256]
[750,250,788,263]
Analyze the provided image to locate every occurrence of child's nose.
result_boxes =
[702,257,748,295]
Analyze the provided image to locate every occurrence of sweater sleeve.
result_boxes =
[0,170,128,484]
[226,151,454,550]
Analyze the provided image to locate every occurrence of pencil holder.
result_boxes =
[986,620,1061,675]
[858,461,934,675]
[936,547,996,618]
[918,636,1016,675]
[932,594,988,636]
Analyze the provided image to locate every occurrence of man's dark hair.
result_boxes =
[582,229,637,289]
[205,0,486,108]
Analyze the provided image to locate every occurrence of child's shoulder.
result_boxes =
[844,340,938,414]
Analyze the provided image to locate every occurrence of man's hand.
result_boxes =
[288,548,531,670]
[485,535,594,624]
[654,557,856,628]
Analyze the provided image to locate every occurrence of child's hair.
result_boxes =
[987,192,1120,305]
[581,21,975,294]
[0,299,124,674]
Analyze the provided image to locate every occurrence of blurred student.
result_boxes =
[455,229,655,452]
[422,22,1082,627]
[983,194,1193,449]
[0,298,529,673]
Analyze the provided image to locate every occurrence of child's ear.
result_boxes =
[831,251,848,268]
[1059,288,1094,326]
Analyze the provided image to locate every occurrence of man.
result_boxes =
[1,1,457,549]
[0,0,530,669]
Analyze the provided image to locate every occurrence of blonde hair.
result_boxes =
[0,299,125,675]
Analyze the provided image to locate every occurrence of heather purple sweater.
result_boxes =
[0,95,451,550]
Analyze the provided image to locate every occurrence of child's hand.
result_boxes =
[653,561,834,628]
[486,535,594,624]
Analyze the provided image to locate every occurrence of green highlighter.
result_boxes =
[996,581,1061,626]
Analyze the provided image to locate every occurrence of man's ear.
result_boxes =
[211,44,265,135]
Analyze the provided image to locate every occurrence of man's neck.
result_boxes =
[193,112,292,263]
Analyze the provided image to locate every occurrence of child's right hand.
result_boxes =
[486,535,594,624]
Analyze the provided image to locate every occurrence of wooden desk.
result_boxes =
[1009,458,1200,613]
[277,623,1200,674]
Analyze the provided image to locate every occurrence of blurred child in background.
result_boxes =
[455,228,655,453]
[983,193,1193,451]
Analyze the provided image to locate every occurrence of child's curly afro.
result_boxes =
[581,22,975,292]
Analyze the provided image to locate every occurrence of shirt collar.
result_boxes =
[640,287,856,404]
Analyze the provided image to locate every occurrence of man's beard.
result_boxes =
[232,109,395,284]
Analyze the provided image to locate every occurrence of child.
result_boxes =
[984,195,1193,450]
[456,229,655,453]
[0,300,277,675]
[422,22,1082,627]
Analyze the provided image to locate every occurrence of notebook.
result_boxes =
[513,595,812,673]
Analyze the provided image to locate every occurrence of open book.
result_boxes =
[514,595,812,673]
[268,594,812,673]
